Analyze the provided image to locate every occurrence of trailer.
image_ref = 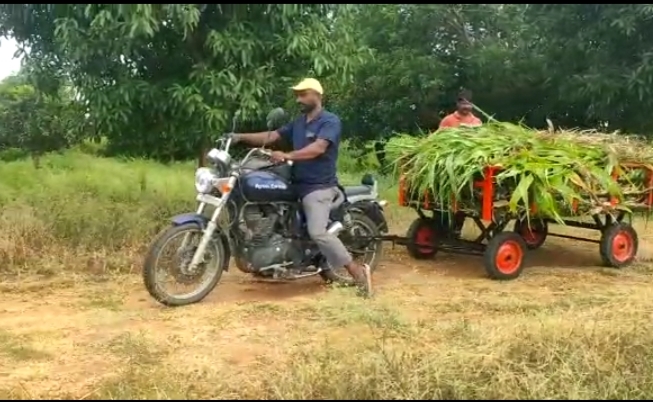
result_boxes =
[382,165,653,280]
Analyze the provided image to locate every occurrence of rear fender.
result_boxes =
[170,213,232,271]
[349,201,389,233]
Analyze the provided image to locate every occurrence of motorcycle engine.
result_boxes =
[239,204,301,271]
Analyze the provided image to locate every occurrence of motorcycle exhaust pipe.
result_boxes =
[327,221,344,235]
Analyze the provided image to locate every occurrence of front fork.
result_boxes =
[179,202,207,250]
[185,178,235,271]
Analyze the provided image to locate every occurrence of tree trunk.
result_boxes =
[31,152,41,169]
[197,134,209,168]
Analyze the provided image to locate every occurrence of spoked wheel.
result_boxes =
[406,218,441,259]
[484,232,527,280]
[600,222,638,268]
[143,223,228,306]
[320,212,383,285]
[513,218,548,250]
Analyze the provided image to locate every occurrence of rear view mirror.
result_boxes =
[266,107,287,131]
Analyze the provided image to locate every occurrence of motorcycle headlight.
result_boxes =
[195,167,217,194]
[207,148,231,167]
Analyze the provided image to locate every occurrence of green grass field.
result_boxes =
[1,144,653,399]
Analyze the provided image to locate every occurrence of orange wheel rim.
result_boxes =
[495,240,523,275]
[612,231,634,262]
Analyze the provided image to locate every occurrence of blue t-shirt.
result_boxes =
[278,110,341,199]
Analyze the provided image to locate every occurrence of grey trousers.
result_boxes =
[302,187,353,268]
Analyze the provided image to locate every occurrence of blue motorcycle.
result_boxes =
[142,109,388,306]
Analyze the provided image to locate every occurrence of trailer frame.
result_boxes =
[376,165,653,280]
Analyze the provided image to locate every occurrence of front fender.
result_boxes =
[349,201,389,233]
[171,213,209,228]
[169,213,232,271]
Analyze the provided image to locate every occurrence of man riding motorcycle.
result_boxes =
[232,78,373,297]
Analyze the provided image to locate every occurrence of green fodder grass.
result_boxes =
[0,144,391,275]
[387,124,653,222]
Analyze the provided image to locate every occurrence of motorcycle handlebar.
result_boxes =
[216,133,234,153]
[223,135,233,153]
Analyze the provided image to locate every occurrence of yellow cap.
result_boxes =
[291,78,323,95]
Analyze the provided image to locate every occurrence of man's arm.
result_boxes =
[234,122,293,146]
[233,131,280,146]
[286,119,340,162]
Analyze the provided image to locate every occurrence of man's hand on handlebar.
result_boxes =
[269,151,289,164]
[229,133,241,144]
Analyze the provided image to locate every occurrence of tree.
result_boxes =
[523,4,653,133]
[330,4,653,140]
[0,4,368,161]
[0,73,84,167]
[329,4,543,143]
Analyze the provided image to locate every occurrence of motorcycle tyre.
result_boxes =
[143,222,227,307]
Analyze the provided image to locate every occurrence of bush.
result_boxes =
[0,145,387,275]
[0,150,195,274]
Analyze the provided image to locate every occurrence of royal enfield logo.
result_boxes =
[254,183,287,190]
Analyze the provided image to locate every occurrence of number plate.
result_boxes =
[196,193,222,206]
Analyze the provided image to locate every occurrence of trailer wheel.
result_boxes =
[513,218,548,250]
[406,218,440,259]
[600,223,638,268]
[484,232,527,280]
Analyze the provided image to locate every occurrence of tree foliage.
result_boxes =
[0,71,84,166]
[1,4,653,161]
[0,4,368,160]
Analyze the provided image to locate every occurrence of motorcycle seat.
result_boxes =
[344,185,373,197]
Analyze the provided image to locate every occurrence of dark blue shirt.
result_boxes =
[278,110,341,199]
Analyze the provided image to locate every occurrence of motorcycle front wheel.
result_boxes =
[320,211,384,285]
[143,223,228,307]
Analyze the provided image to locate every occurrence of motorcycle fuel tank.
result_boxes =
[239,170,295,202]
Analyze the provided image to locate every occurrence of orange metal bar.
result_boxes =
[647,168,653,207]
[398,175,407,207]
[481,166,496,221]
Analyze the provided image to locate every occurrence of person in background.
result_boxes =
[438,90,482,130]
[438,90,482,237]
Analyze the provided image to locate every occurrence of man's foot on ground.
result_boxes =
[356,264,373,298]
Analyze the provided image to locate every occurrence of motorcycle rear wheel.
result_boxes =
[143,223,228,307]
[320,212,384,285]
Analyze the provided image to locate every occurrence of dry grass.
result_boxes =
[2,263,653,400]
[1,149,653,399]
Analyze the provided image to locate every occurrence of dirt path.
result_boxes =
[1,223,652,399]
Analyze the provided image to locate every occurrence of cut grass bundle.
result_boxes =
[389,122,653,223]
